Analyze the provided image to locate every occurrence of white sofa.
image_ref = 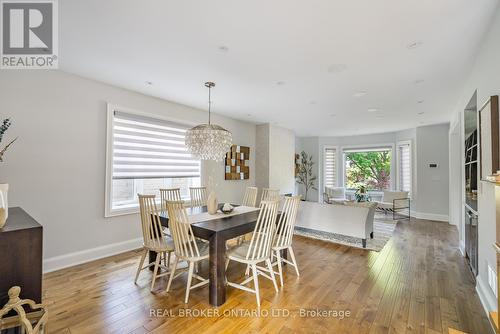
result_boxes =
[323,186,347,203]
[295,200,376,248]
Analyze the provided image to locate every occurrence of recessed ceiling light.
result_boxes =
[145,81,153,86]
[417,111,425,115]
[276,81,286,86]
[367,108,378,113]
[407,41,423,50]
[417,100,424,104]
[327,64,348,74]
[353,91,367,98]
[218,46,229,52]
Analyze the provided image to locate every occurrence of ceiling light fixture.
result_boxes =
[367,108,378,113]
[145,81,153,86]
[276,81,286,86]
[353,91,367,98]
[218,46,229,52]
[417,100,424,104]
[418,112,425,115]
[185,82,232,161]
[327,64,348,74]
[407,41,423,50]
[414,79,424,84]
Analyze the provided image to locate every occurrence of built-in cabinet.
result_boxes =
[464,95,479,278]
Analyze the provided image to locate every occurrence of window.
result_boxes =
[343,147,392,191]
[397,141,411,194]
[323,147,337,188]
[106,106,200,216]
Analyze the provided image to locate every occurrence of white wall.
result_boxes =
[414,124,450,219]
[0,70,256,271]
[255,124,270,192]
[269,125,295,194]
[255,123,296,197]
[448,4,500,314]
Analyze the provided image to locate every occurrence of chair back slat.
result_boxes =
[260,188,280,206]
[246,200,279,260]
[160,188,182,212]
[242,187,258,207]
[138,194,165,250]
[275,196,301,248]
[190,187,207,207]
[166,201,200,259]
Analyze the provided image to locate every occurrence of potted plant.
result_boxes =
[354,185,371,202]
[0,118,17,228]
[296,151,317,201]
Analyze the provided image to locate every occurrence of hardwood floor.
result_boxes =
[43,218,493,334]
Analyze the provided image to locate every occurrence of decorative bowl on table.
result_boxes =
[221,203,234,214]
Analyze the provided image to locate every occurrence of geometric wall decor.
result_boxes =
[225,145,250,180]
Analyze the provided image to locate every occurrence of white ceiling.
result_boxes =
[59,0,498,136]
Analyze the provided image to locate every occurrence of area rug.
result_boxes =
[293,213,398,251]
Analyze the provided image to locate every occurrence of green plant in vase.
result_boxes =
[0,118,17,228]
[296,151,317,201]
[0,118,17,162]
[354,185,371,202]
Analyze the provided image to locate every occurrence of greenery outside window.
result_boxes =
[343,147,392,191]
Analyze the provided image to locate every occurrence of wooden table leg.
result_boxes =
[148,251,156,271]
[281,248,288,266]
[209,233,226,306]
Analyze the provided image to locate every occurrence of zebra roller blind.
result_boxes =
[324,147,336,187]
[398,143,411,192]
[111,111,200,179]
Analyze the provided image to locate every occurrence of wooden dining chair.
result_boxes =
[260,188,280,206]
[234,186,259,245]
[135,194,175,292]
[226,200,280,308]
[0,286,48,334]
[165,201,209,303]
[271,195,301,286]
[189,187,207,207]
[159,188,182,212]
[242,186,258,207]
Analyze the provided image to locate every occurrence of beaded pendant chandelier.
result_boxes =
[185,82,232,161]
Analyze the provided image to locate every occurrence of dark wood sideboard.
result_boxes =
[0,207,43,307]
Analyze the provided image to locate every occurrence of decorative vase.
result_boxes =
[207,191,218,215]
[0,183,8,228]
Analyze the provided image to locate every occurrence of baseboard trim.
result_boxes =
[476,276,497,325]
[43,237,143,273]
[410,210,449,222]
[459,240,466,257]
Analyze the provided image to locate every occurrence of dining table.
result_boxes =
[150,204,286,307]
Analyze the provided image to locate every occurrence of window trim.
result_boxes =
[105,103,199,217]
[341,143,395,191]
[396,140,412,197]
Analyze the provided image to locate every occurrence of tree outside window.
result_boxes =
[344,150,391,191]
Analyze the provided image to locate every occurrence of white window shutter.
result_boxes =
[398,144,411,193]
[324,148,336,187]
